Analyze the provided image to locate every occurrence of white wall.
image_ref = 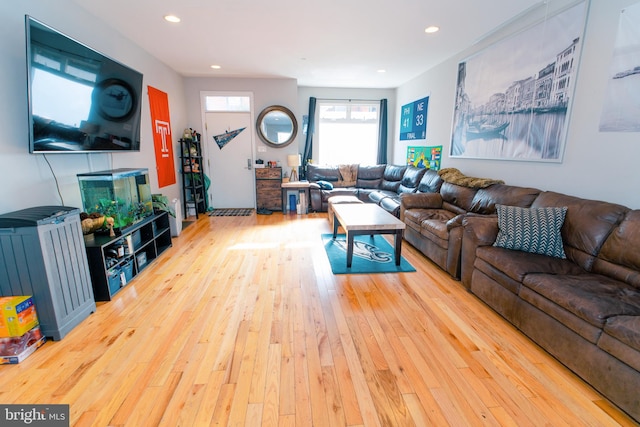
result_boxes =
[297,86,397,164]
[395,0,640,209]
[0,0,187,215]
[183,77,299,172]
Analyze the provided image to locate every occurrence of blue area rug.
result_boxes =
[321,233,416,275]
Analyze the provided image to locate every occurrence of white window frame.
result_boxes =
[316,100,380,165]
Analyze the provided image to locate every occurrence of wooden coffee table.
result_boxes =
[332,203,406,268]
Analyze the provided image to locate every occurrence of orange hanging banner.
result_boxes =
[148,86,176,188]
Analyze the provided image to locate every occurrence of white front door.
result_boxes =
[204,111,255,209]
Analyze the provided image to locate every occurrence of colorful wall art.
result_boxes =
[407,145,442,170]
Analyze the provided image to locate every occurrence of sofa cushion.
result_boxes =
[379,196,402,217]
[369,190,397,204]
[307,164,341,182]
[593,210,640,289]
[400,192,442,210]
[398,166,427,194]
[519,285,603,344]
[416,169,443,193]
[476,245,583,285]
[357,164,386,189]
[599,316,640,372]
[379,165,406,192]
[494,205,567,259]
[403,207,453,232]
[469,184,541,214]
[532,191,629,270]
[421,218,454,243]
[440,182,479,213]
[522,273,640,328]
[603,315,640,353]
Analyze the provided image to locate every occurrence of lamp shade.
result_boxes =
[287,154,301,167]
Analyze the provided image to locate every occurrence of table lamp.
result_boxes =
[287,154,301,182]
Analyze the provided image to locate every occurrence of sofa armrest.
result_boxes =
[460,214,499,289]
[446,213,466,231]
[400,192,443,210]
[309,186,323,212]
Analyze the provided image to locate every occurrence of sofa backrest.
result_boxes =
[469,184,541,214]
[356,164,386,189]
[532,191,629,271]
[306,164,340,183]
[398,166,427,194]
[379,165,407,192]
[417,169,443,194]
[592,209,640,289]
[440,182,479,215]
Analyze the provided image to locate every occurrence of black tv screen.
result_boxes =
[26,16,143,153]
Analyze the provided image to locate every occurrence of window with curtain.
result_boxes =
[317,100,379,165]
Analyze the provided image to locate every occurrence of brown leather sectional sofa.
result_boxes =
[401,182,541,278]
[400,176,640,421]
[308,163,640,420]
[307,163,441,216]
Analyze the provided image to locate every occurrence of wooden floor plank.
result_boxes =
[2,212,636,426]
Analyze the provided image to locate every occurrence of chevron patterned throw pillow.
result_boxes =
[493,204,568,259]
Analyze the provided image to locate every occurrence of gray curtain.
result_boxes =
[377,98,388,164]
[301,97,316,179]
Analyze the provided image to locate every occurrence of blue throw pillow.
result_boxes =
[316,180,334,190]
[493,204,567,258]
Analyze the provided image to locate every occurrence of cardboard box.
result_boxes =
[0,325,46,364]
[0,296,39,338]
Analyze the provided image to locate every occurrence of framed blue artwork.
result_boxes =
[400,96,428,140]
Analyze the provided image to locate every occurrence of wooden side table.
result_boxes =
[255,168,282,211]
[281,181,310,214]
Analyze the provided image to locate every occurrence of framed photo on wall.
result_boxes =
[407,145,442,170]
[400,96,429,141]
[450,2,587,162]
[599,2,640,132]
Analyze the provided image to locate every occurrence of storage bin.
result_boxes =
[107,268,122,295]
[122,259,134,282]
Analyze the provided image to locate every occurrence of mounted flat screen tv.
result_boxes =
[26,16,143,153]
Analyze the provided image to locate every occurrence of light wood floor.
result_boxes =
[2,212,637,426]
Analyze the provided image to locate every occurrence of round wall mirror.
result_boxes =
[256,105,298,148]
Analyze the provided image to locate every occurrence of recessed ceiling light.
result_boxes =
[164,15,181,23]
[425,26,440,34]
[210,65,221,69]
[377,69,386,73]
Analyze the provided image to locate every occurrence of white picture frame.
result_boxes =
[450,2,587,162]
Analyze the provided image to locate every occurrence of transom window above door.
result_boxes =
[204,95,251,112]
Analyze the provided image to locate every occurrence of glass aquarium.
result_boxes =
[77,168,153,230]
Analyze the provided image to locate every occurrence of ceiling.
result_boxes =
[71,0,545,89]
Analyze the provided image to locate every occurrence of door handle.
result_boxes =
[247,158,252,170]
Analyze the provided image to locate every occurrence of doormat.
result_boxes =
[208,208,254,217]
[321,233,416,274]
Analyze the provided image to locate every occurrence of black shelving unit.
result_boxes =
[84,211,172,301]
[180,138,207,218]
